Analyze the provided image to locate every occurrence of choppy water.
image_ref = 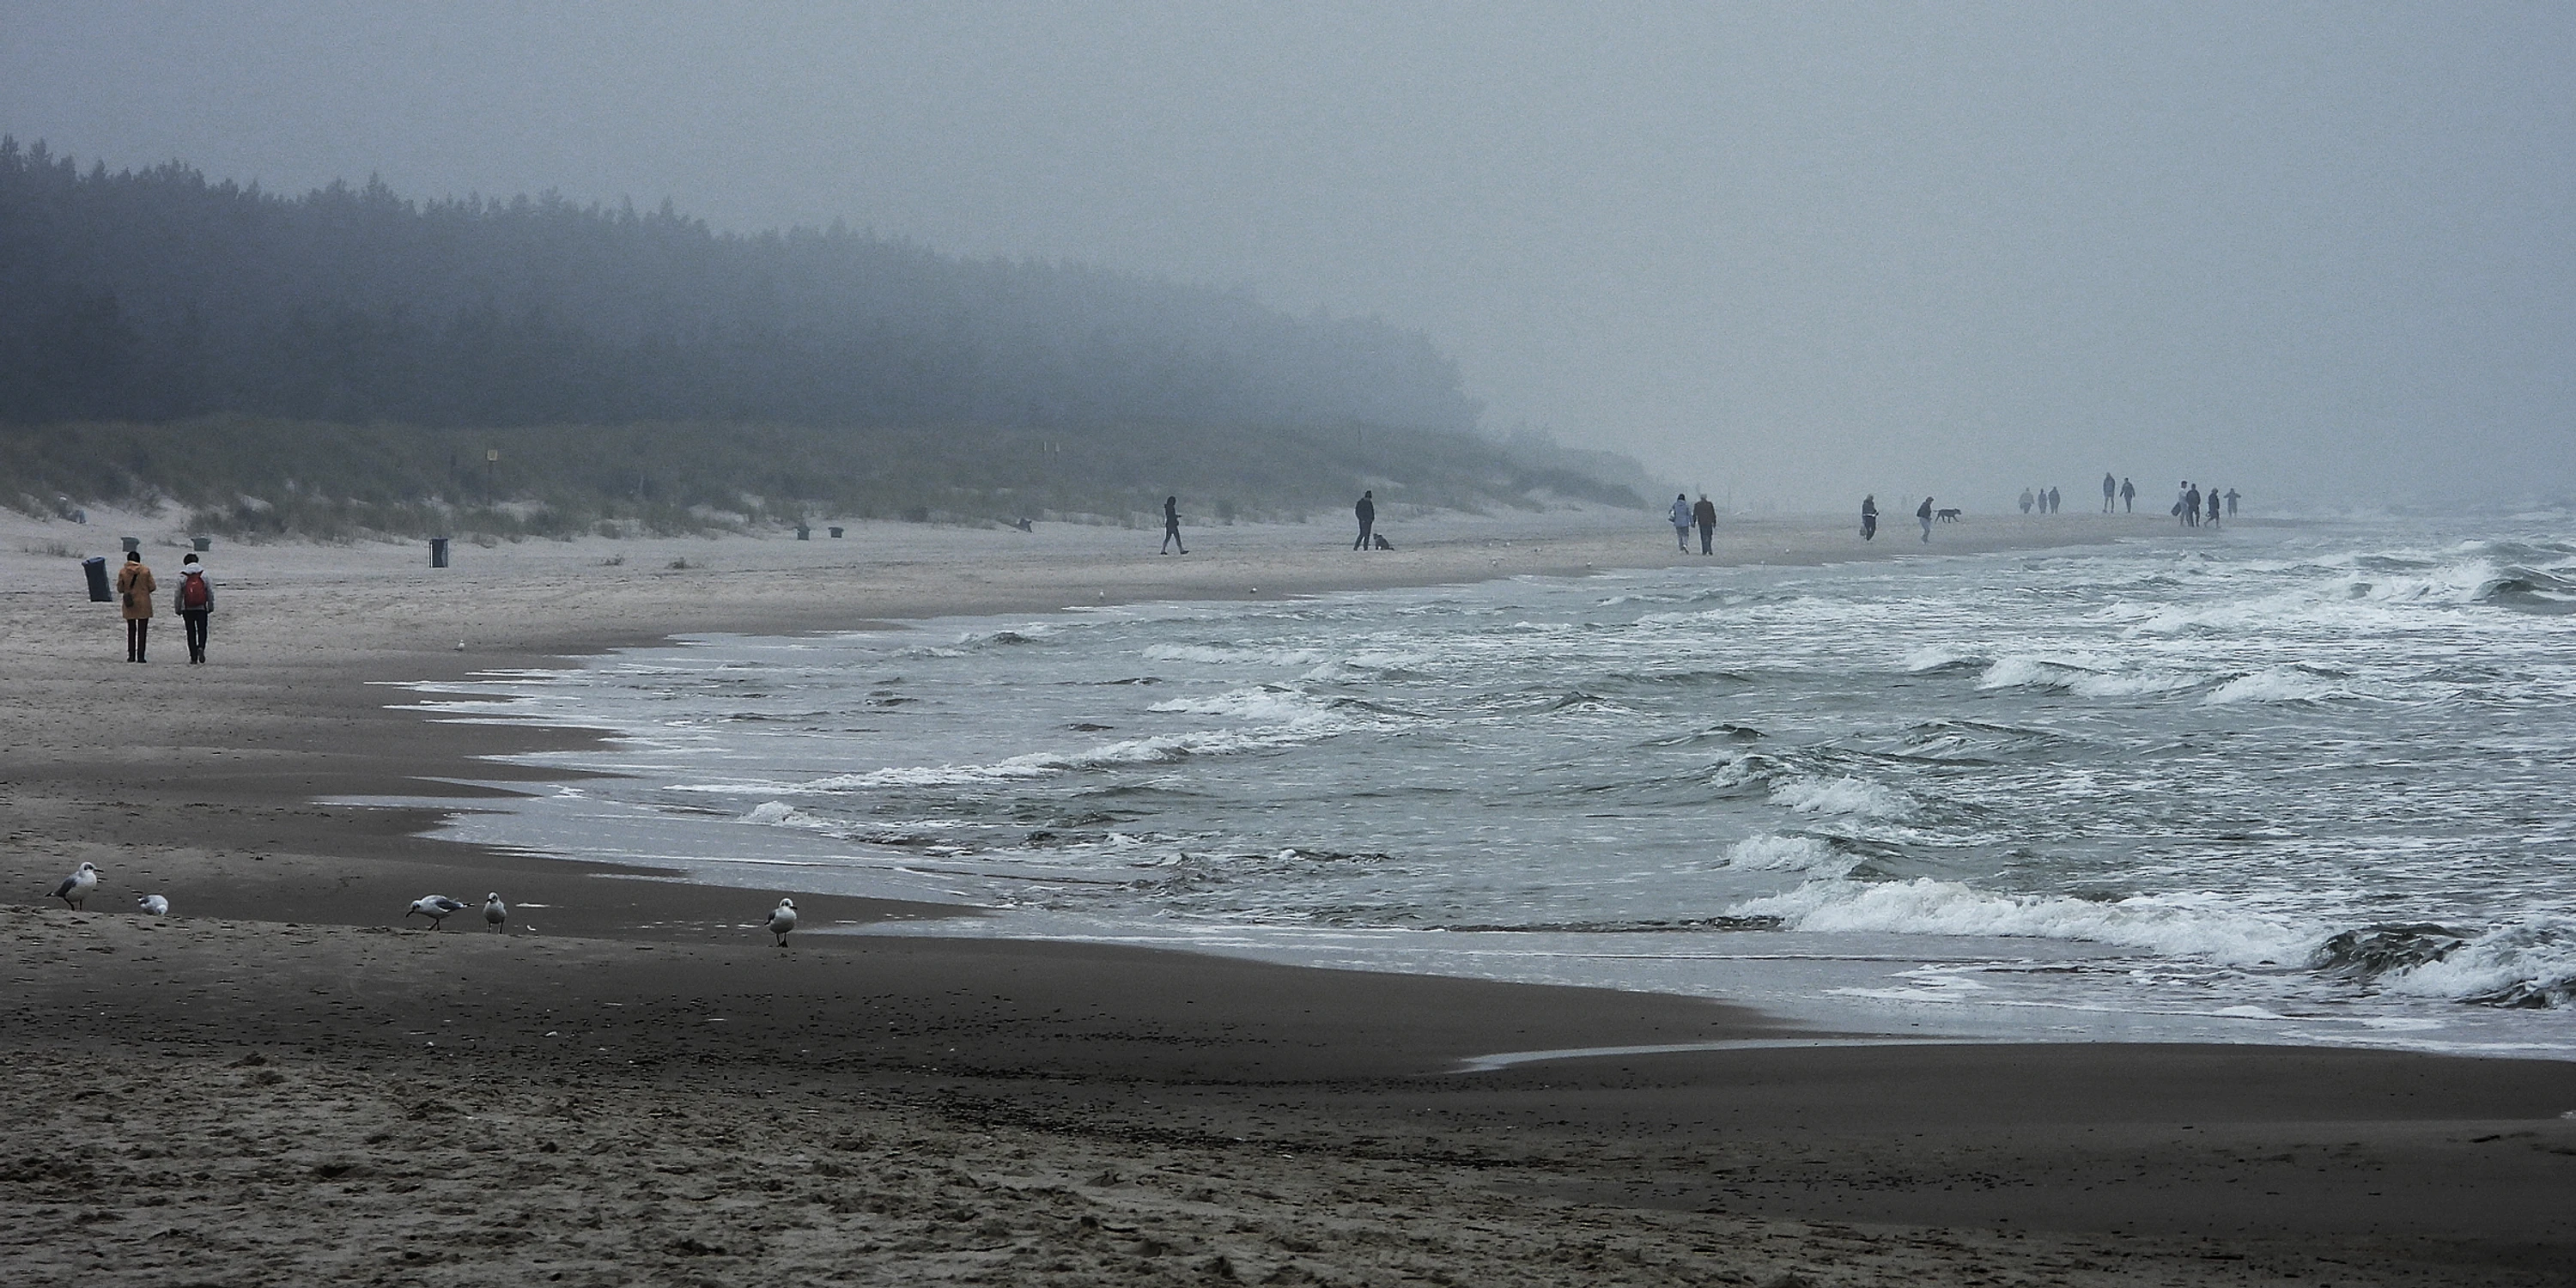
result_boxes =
[391,518,2576,1057]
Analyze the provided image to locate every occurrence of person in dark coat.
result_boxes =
[1916,496,1935,543]
[1861,495,1878,541]
[2119,477,2136,513]
[1352,490,1376,550]
[2101,472,2117,512]
[116,550,156,662]
[1691,494,1718,554]
[173,551,215,664]
[1160,495,1187,555]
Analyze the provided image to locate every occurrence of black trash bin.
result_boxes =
[795,525,811,541]
[82,556,112,603]
[429,537,450,568]
[829,526,844,538]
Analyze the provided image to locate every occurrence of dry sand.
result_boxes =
[4,503,2573,1287]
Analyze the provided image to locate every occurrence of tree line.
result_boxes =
[0,138,1484,436]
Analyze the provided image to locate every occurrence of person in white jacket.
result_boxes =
[1668,494,1692,552]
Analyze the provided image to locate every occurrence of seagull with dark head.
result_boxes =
[406,895,470,930]
[50,863,99,910]
[762,897,798,947]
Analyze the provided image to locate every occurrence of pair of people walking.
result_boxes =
[115,550,214,663]
[1668,493,1719,554]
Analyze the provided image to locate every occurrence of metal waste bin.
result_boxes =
[795,525,811,541]
[829,526,844,538]
[82,556,112,602]
[429,537,450,568]
[120,536,140,554]
[191,536,211,552]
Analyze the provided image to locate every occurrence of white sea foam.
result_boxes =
[2202,667,2342,705]
[1719,834,1856,877]
[1734,878,2312,966]
[741,800,830,829]
[1144,643,1332,666]
[2379,918,2576,1005]
[1770,776,1916,820]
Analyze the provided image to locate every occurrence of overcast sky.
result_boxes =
[6,3,2570,509]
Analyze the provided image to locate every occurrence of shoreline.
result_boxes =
[8,507,2575,1285]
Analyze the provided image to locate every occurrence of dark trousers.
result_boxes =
[126,618,149,661]
[1354,519,1373,550]
[182,610,210,662]
[1698,521,1714,554]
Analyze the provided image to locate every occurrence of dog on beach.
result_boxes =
[1935,508,1962,523]
[1371,533,1394,550]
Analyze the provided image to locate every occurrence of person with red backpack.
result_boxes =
[173,551,216,664]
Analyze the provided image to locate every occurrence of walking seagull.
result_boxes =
[483,893,507,933]
[762,897,798,947]
[136,894,170,916]
[406,895,470,930]
[50,863,98,910]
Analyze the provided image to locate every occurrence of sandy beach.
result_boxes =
[5,504,2573,1287]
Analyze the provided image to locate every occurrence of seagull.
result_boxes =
[762,897,798,947]
[406,895,470,930]
[50,863,98,910]
[136,894,170,916]
[483,892,507,933]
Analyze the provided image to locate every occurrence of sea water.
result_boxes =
[386,517,2576,1058]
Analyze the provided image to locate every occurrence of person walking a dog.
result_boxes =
[1916,496,1935,543]
[1352,490,1376,550]
[1691,494,1717,554]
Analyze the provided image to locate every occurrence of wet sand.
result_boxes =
[4,505,2573,1286]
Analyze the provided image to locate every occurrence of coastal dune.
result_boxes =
[4,506,2572,1286]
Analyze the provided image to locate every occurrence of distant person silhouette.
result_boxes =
[1160,495,1186,555]
[2184,483,2202,527]
[1917,496,1935,543]
[116,550,155,662]
[2207,488,2221,526]
[1352,490,1376,550]
[1668,493,1692,552]
[2102,472,2117,512]
[2019,487,2035,515]
[2224,488,2239,516]
[1861,495,1878,541]
[2119,477,2136,513]
[1692,494,1717,554]
[2047,486,2061,513]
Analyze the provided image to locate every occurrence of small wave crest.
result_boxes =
[1770,776,1916,820]
[2369,917,2576,1008]
[1732,878,2309,965]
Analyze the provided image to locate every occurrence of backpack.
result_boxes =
[179,572,210,610]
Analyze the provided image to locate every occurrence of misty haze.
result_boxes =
[4,8,2574,1288]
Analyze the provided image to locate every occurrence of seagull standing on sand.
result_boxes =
[483,893,507,933]
[136,894,170,916]
[406,895,469,930]
[50,863,98,910]
[762,897,797,947]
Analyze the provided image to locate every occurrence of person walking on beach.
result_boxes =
[2225,487,2239,516]
[1691,493,1717,555]
[2102,472,2117,512]
[1668,493,1692,552]
[2206,487,2222,527]
[1352,490,1376,551]
[1917,496,1935,543]
[2119,477,2136,513]
[173,551,214,664]
[1160,495,1187,555]
[2184,483,2202,527]
[2019,487,2035,515]
[1861,495,1878,541]
[2047,486,2061,513]
[116,550,155,662]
